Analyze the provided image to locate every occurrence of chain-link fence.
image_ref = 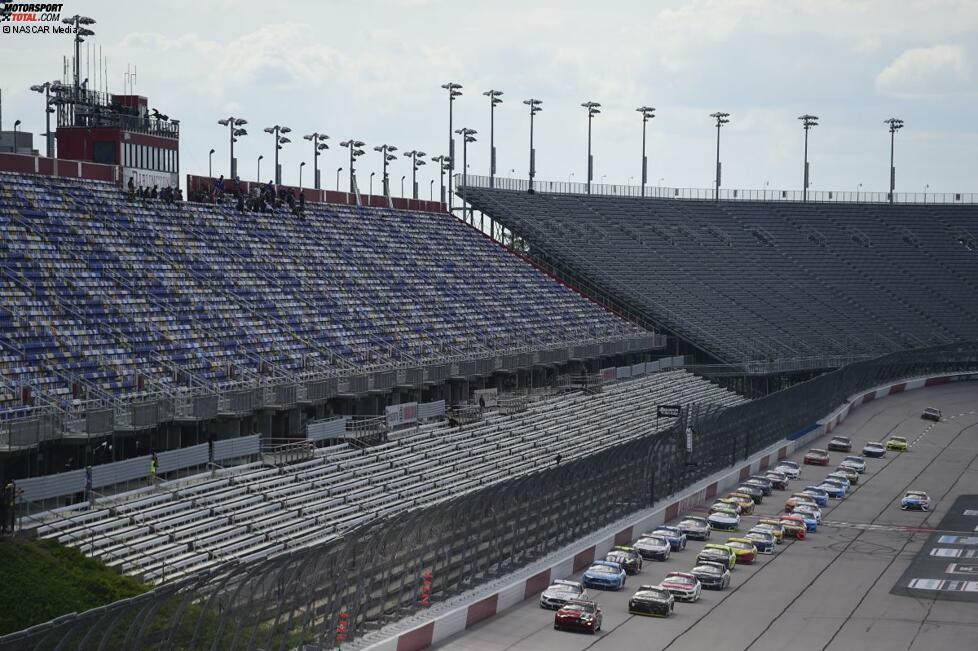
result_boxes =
[3,342,977,650]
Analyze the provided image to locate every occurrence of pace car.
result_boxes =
[745,529,777,554]
[540,579,588,610]
[779,515,808,540]
[651,526,688,551]
[774,460,802,479]
[554,599,602,633]
[901,490,931,511]
[582,561,626,591]
[628,585,675,617]
[725,492,757,514]
[660,572,702,602]
[818,479,847,499]
[886,436,909,452]
[862,441,886,458]
[921,407,942,422]
[801,486,830,506]
[755,519,786,543]
[735,484,765,504]
[763,471,790,490]
[707,506,741,532]
[697,544,737,570]
[690,561,731,589]
[725,538,759,564]
[676,516,712,541]
[827,436,852,452]
[790,507,818,532]
[804,448,831,466]
[606,546,643,575]
[840,455,866,473]
[633,534,672,561]
[746,475,774,495]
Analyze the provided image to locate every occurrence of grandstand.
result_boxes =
[0,172,660,460]
[27,369,743,584]
[461,179,978,372]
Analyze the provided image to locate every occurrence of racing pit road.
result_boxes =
[432,382,978,651]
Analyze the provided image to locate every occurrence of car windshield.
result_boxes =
[550,584,580,594]
[906,492,927,498]
[748,532,772,540]
[832,437,850,443]
[728,541,751,550]
[695,564,721,574]
[654,528,678,535]
[589,565,619,574]
[639,536,668,546]
[666,574,695,585]
[845,456,862,462]
[866,442,882,448]
[781,461,800,468]
[637,588,669,599]
[809,449,827,455]
[890,437,907,443]
[679,519,705,528]
[562,603,594,613]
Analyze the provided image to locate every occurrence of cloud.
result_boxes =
[875,45,973,97]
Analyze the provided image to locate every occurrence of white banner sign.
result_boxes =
[386,402,419,428]
[473,388,498,409]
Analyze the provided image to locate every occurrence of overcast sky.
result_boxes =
[2,0,977,193]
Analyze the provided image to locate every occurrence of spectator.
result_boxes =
[236,193,244,213]
[149,452,159,482]
[555,453,562,466]
[150,185,158,200]
[215,175,225,199]
[298,192,305,215]
[127,176,135,200]
[479,394,486,412]
[137,185,145,199]
[175,187,184,202]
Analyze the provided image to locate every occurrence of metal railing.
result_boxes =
[457,173,978,205]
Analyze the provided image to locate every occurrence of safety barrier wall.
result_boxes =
[3,342,977,651]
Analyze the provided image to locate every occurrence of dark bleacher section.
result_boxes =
[464,187,978,365]
[0,173,646,414]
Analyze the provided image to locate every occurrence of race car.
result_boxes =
[818,479,847,499]
[660,572,702,602]
[606,546,643,575]
[793,502,822,523]
[582,561,626,591]
[921,407,942,422]
[901,490,931,511]
[825,472,853,489]
[840,455,866,474]
[774,460,801,479]
[713,498,746,515]
[540,579,589,610]
[746,475,774,495]
[650,526,688,551]
[725,537,759,564]
[827,436,852,452]
[755,519,786,543]
[745,529,777,554]
[862,441,886,458]
[785,492,820,511]
[790,507,818,532]
[886,436,909,452]
[554,599,602,633]
[763,471,790,490]
[690,561,731,589]
[804,448,831,466]
[779,515,808,540]
[832,466,859,484]
[801,486,830,506]
[697,544,737,570]
[628,585,674,617]
[725,492,756,514]
[633,534,672,561]
[735,483,765,504]
[707,506,741,532]
[676,516,712,541]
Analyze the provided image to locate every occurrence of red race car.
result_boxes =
[803,448,830,466]
[554,599,603,634]
[778,515,808,540]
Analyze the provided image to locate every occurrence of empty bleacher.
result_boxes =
[464,187,978,364]
[27,370,744,584]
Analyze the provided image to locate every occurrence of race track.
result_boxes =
[433,381,978,651]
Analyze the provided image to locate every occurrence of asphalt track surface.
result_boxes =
[434,382,978,651]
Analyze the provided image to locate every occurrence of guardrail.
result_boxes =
[5,341,977,649]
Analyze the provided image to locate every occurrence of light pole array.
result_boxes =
[709,112,730,200]
[336,167,343,191]
[29,81,58,158]
[373,144,398,197]
[431,155,450,205]
[455,127,477,223]
[484,89,503,188]
[340,140,366,193]
[303,132,329,190]
[208,148,215,178]
[523,99,543,193]
[263,125,291,185]
[798,114,818,201]
[884,117,904,203]
[217,116,248,178]
[441,82,462,210]
[581,101,601,194]
[636,106,655,197]
[257,155,263,181]
[403,150,427,199]
[299,161,306,190]
[62,15,95,93]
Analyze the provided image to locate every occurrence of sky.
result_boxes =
[1,0,977,193]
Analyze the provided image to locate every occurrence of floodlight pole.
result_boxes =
[524,99,542,193]
[442,82,462,211]
[798,114,818,201]
[885,118,904,203]
[710,112,730,201]
[484,90,503,188]
[636,107,655,197]
[582,102,600,194]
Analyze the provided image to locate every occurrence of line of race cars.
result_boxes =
[543,423,936,633]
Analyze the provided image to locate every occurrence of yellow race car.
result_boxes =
[714,498,746,515]
[697,543,737,570]
[725,492,756,515]
[725,538,759,564]
[886,436,908,451]
[754,519,785,543]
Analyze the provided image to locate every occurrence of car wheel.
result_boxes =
[554,625,559,630]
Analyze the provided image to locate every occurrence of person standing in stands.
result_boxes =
[215,175,225,200]
[127,176,136,200]
[150,185,158,200]
[149,452,159,483]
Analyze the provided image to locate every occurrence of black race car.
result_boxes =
[763,471,790,491]
[736,483,764,504]
[606,546,643,575]
[745,475,774,495]
[827,436,852,452]
[628,585,675,617]
[690,562,731,590]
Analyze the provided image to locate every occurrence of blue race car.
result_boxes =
[790,507,818,532]
[582,561,627,591]
[901,490,931,511]
[802,487,830,507]
[816,480,846,499]
[651,526,688,551]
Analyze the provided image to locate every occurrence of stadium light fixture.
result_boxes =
[62,15,96,91]
[455,128,477,224]
[431,154,451,204]
[208,148,215,177]
[336,166,343,191]
[265,125,291,184]
[636,106,656,197]
[304,132,330,190]
[581,102,601,194]
[483,90,504,188]
[523,99,543,193]
[13,120,21,138]
[798,114,819,201]
[30,81,57,158]
[374,144,398,197]
[442,82,463,211]
[430,179,435,201]
[369,172,375,196]
[299,161,306,190]
[403,150,428,200]
[709,112,731,201]
[340,141,366,193]
[257,154,264,182]
[218,116,247,178]
[884,117,904,203]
